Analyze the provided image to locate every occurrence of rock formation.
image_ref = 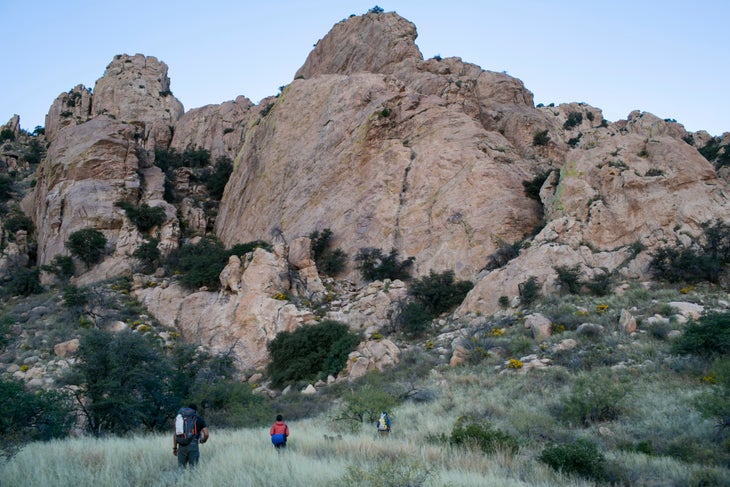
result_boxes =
[16,10,730,378]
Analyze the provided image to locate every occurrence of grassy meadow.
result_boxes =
[3,283,730,486]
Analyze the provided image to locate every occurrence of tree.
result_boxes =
[67,228,107,267]
[67,329,175,435]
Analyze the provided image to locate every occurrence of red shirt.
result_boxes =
[270,421,289,437]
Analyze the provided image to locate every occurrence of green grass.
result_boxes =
[4,279,730,485]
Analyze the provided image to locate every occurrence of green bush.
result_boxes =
[67,228,107,267]
[62,285,88,307]
[0,128,15,142]
[650,219,730,284]
[5,267,43,296]
[585,272,611,296]
[205,156,233,200]
[563,111,583,129]
[132,239,160,274]
[397,301,434,338]
[337,382,401,429]
[266,320,360,387]
[66,329,238,436]
[3,213,33,236]
[485,240,521,270]
[354,247,414,282]
[310,228,348,276]
[539,439,606,481]
[694,357,730,439]
[1,378,75,457]
[408,270,473,316]
[42,255,75,280]
[0,175,14,202]
[338,459,433,487]
[522,171,551,201]
[115,201,166,234]
[554,264,583,294]
[173,237,229,290]
[672,312,730,356]
[449,415,519,454]
[532,129,550,146]
[560,373,629,426]
[169,237,271,290]
[518,276,540,306]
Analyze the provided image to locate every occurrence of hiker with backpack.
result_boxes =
[173,404,209,468]
[377,411,391,437]
[269,414,289,450]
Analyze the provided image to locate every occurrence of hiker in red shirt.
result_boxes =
[269,414,289,450]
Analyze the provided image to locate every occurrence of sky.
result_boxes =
[2,0,728,135]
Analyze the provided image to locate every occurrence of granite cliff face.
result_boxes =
[14,10,730,374]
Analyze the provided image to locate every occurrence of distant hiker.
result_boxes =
[377,411,391,437]
[270,414,289,450]
[173,404,209,468]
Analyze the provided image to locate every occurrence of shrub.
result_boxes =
[0,175,14,202]
[266,320,360,387]
[228,240,272,256]
[354,247,414,282]
[539,439,606,481]
[0,128,15,142]
[672,312,730,356]
[699,137,721,162]
[585,272,611,296]
[42,255,75,281]
[310,228,348,276]
[484,240,521,270]
[66,328,174,434]
[205,156,233,200]
[62,285,88,307]
[67,228,107,267]
[1,378,75,457]
[554,264,583,294]
[532,129,550,146]
[518,276,540,306]
[132,239,161,274]
[115,201,166,233]
[338,459,432,486]
[3,213,33,236]
[4,267,43,296]
[649,246,719,283]
[560,373,629,426]
[169,238,272,290]
[651,219,730,284]
[397,301,434,338]
[693,357,730,436]
[563,111,583,129]
[338,382,401,429]
[408,270,473,316]
[449,415,519,454]
[173,237,229,290]
[522,170,551,201]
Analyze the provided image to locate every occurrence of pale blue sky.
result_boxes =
[2,1,728,135]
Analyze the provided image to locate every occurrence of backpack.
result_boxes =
[175,407,197,446]
[378,412,390,431]
[271,433,286,446]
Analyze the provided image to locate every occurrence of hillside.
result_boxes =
[1,7,730,485]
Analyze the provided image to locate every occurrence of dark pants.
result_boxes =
[178,441,200,467]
